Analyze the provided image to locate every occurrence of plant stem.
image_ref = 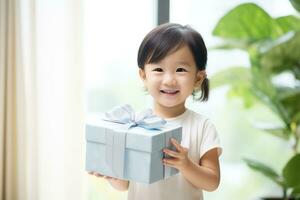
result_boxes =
[283,187,287,200]
[291,122,299,154]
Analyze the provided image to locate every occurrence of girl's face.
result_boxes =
[139,45,205,111]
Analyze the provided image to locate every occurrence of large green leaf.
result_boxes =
[251,67,276,98]
[291,185,300,197]
[259,32,300,75]
[277,87,300,124]
[249,68,288,125]
[210,67,260,108]
[276,15,300,34]
[277,86,300,100]
[248,49,286,123]
[208,40,252,51]
[253,122,291,140]
[244,158,285,187]
[252,86,291,127]
[283,154,300,187]
[290,0,300,12]
[210,67,251,89]
[213,3,282,41]
[227,83,258,108]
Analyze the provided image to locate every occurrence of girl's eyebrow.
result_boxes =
[149,64,162,68]
[148,61,191,67]
[176,61,191,67]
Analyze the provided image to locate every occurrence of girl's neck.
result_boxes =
[153,102,186,119]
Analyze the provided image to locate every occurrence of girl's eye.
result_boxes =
[153,68,163,72]
[176,67,187,72]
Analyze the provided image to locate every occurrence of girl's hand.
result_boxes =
[88,171,129,191]
[88,171,119,181]
[162,138,191,171]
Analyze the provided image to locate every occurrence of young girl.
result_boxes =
[89,23,222,200]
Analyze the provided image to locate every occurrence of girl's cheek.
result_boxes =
[149,76,161,83]
[178,77,191,84]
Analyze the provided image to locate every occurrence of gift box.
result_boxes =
[85,104,182,184]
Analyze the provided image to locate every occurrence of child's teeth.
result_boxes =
[164,90,177,93]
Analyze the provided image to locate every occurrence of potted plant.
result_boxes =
[210,1,300,199]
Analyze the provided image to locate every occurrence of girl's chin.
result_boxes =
[157,100,185,108]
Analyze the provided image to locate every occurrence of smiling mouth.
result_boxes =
[160,90,179,95]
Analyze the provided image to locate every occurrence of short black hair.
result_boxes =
[137,23,209,101]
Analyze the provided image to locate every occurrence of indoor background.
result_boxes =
[1,0,298,200]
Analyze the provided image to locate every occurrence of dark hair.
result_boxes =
[137,23,209,101]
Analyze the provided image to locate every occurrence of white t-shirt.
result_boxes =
[127,109,222,200]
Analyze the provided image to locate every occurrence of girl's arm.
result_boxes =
[180,148,220,191]
[106,178,129,191]
[163,139,220,191]
[89,172,129,191]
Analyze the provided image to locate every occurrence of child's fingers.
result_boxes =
[88,172,118,180]
[163,148,180,158]
[170,138,184,152]
[163,158,176,168]
[94,173,102,177]
[93,172,104,177]
[104,175,113,179]
[104,176,118,181]
[88,172,120,180]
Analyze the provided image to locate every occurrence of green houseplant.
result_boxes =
[210,1,300,199]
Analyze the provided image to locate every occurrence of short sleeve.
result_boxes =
[199,119,222,159]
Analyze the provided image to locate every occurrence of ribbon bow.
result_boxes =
[103,104,166,130]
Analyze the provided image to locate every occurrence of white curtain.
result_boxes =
[0,0,86,199]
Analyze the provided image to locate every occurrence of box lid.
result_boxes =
[85,114,182,153]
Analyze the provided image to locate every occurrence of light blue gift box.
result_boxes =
[85,115,182,184]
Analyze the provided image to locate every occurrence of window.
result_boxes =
[83,1,156,199]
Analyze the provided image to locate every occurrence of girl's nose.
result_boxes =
[163,74,177,86]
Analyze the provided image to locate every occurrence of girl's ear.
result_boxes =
[194,70,206,87]
[139,68,146,81]
[139,68,148,92]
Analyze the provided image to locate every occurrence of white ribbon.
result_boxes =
[103,104,166,130]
